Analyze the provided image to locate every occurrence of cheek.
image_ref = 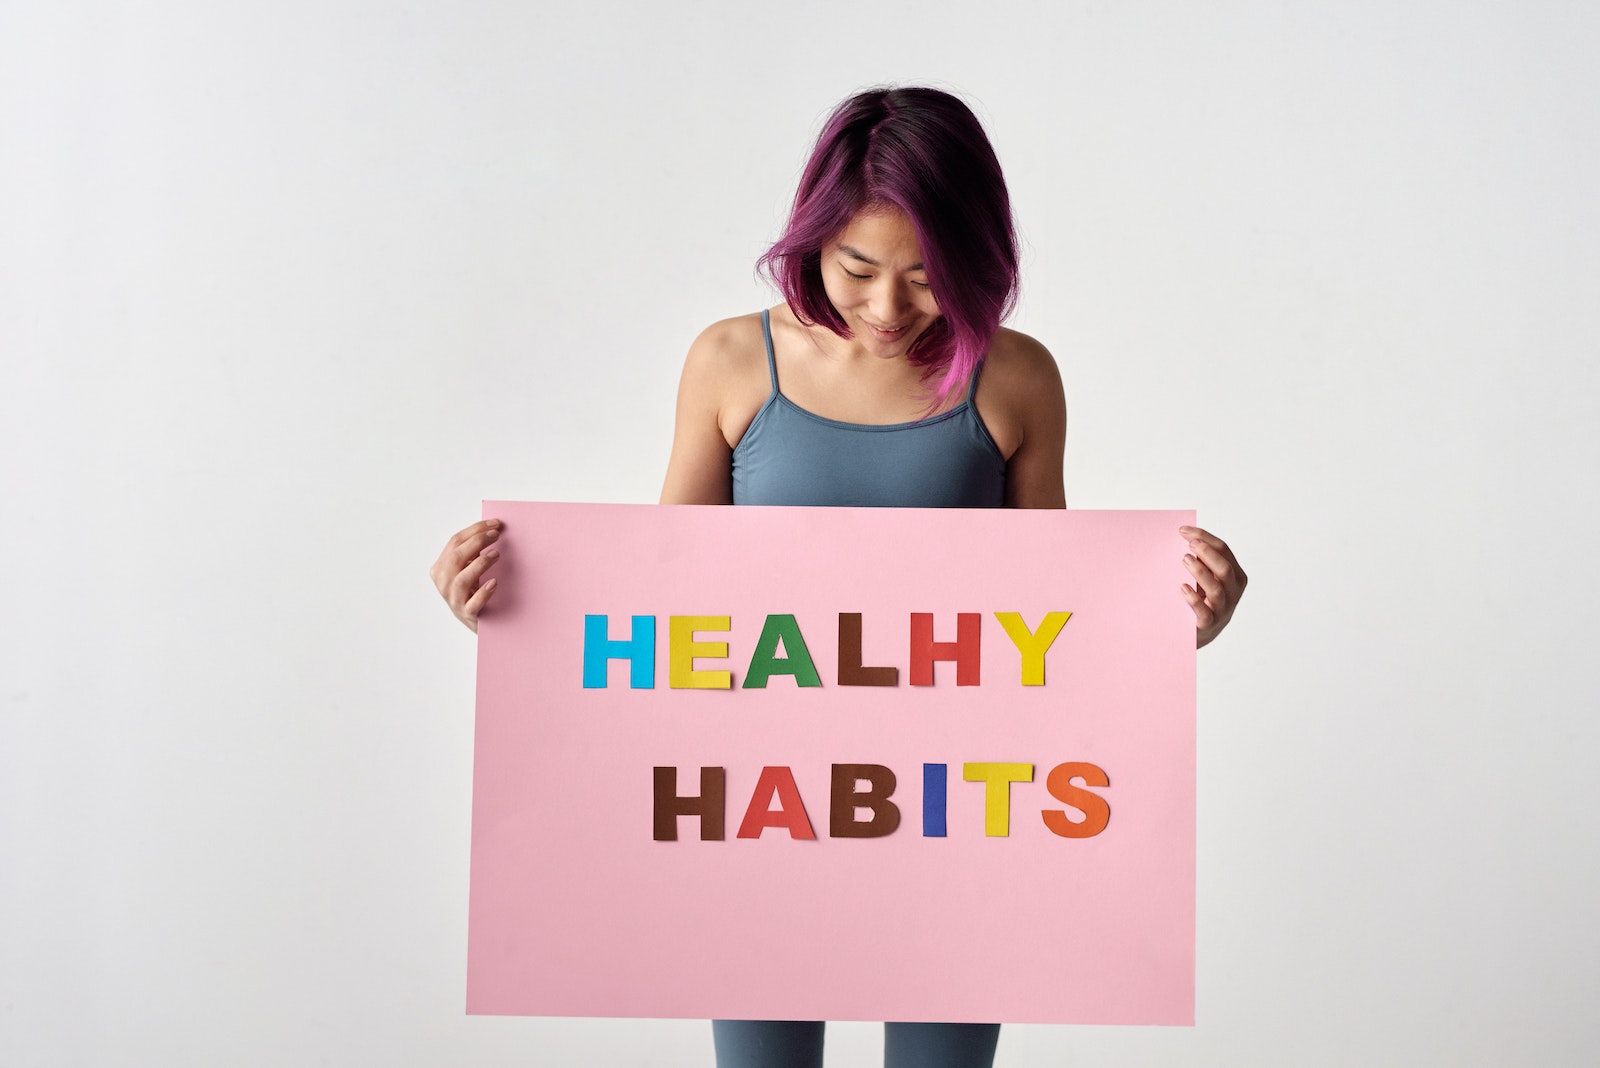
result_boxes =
[819,273,852,312]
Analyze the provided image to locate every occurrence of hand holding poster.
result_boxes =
[468,503,1195,1024]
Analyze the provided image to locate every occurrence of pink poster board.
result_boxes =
[469,502,1196,1025]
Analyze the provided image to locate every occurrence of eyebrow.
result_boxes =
[839,245,924,271]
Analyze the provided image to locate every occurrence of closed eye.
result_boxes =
[844,268,931,289]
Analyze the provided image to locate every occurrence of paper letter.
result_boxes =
[668,615,732,689]
[963,763,1034,837]
[582,614,656,689]
[994,611,1072,685]
[652,766,726,841]
[829,764,901,838]
[736,766,817,839]
[837,613,898,686]
[743,614,823,689]
[1042,762,1111,839]
[910,613,981,686]
[922,763,947,837]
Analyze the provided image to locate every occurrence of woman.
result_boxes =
[432,86,1245,1068]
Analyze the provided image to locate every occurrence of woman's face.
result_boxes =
[819,204,941,358]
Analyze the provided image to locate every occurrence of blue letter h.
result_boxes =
[582,615,656,688]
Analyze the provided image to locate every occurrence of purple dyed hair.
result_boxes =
[757,86,1020,407]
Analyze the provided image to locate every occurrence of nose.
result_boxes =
[868,277,913,326]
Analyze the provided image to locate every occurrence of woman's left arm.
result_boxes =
[984,332,1246,647]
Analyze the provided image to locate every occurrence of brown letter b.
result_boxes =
[829,763,901,838]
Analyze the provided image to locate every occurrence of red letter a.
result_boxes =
[737,766,817,839]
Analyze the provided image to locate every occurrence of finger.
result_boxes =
[449,547,499,608]
[461,576,497,621]
[450,526,502,570]
[450,518,503,551]
[1187,538,1238,588]
[1180,525,1235,559]
[459,545,500,588]
[1181,583,1215,630]
[432,520,503,590]
[1184,529,1246,592]
[1183,554,1227,607]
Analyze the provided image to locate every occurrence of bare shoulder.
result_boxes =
[975,327,1065,459]
[682,312,768,381]
[983,327,1063,395]
[677,311,773,448]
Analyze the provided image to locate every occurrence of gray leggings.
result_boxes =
[711,1021,1001,1068]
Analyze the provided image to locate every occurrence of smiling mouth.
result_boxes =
[866,322,910,337]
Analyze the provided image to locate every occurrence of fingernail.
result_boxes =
[484,548,499,559]
[1184,554,1196,564]
[487,519,502,528]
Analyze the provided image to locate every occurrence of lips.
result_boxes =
[866,321,910,339]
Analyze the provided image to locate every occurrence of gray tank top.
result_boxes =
[731,309,1007,507]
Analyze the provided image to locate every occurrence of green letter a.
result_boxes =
[742,614,822,688]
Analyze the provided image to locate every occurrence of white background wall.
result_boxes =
[3,1,1597,1064]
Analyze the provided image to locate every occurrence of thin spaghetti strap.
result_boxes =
[962,354,1003,459]
[966,355,987,405]
[761,308,780,395]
